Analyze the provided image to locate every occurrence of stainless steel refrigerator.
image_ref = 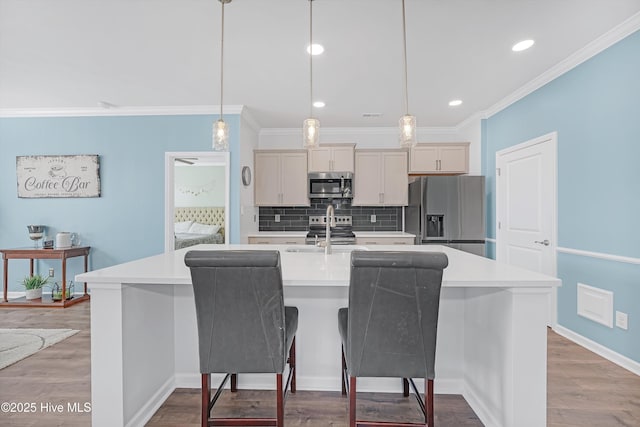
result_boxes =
[405,176,486,256]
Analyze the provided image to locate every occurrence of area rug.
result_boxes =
[0,328,79,370]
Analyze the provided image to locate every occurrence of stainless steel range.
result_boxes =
[305,215,356,245]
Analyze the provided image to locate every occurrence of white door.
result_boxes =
[496,132,557,326]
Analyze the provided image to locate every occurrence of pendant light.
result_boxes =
[303,0,319,148]
[213,0,231,151]
[399,0,417,147]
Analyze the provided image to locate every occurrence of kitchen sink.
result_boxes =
[285,245,369,254]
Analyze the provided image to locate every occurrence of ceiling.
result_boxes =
[1,0,639,129]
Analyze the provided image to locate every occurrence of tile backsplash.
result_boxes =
[259,199,402,232]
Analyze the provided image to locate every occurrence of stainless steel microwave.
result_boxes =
[308,172,353,199]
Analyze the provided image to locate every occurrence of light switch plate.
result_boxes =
[275,214,281,223]
[371,215,376,223]
[616,311,628,330]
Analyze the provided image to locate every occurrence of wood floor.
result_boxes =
[1,303,639,426]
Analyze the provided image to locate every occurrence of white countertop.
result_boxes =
[77,244,560,289]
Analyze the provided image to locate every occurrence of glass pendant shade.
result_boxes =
[303,117,320,148]
[399,114,417,147]
[213,119,229,151]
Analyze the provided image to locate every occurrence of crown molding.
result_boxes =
[0,105,245,118]
[455,111,486,132]
[238,107,262,133]
[483,12,640,120]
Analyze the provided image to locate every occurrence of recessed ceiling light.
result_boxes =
[449,100,463,107]
[306,43,324,55]
[313,101,325,108]
[512,39,535,52]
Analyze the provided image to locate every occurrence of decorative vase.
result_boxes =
[52,281,74,301]
[25,288,42,300]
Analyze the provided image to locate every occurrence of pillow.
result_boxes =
[174,221,193,233]
[188,222,221,235]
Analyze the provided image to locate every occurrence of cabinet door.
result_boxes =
[439,146,468,173]
[353,152,382,205]
[308,148,332,172]
[381,152,408,205]
[255,152,281,206]
[331,146,355,172]
[409,146,439,173]
[281,152,310,206]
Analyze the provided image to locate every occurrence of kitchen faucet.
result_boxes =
[317,204,336,254]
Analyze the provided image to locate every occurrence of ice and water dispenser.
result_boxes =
[426,214,444,238]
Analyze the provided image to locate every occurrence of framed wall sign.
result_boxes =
[16,155,101,198]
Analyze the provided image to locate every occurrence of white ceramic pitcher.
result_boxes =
[55,232,78,248]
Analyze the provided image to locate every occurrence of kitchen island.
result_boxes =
[77,244,560,427]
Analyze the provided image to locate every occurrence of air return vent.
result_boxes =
[362,113,383,118]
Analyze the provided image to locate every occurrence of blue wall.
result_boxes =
[0,114,240,291]
[482,30,640,362]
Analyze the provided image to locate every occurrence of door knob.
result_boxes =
[534,239,550,246]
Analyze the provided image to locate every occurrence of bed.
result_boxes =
[174,207,225,249]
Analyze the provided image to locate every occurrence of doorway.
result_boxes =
[164,152,230,252]
[496,132,558,326]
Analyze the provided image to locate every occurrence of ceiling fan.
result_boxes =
[174,158,197,165]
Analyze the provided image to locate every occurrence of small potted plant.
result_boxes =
[21,274,49,300]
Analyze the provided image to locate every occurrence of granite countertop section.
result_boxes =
[247,231,307,237]
[247,231,415,238]
[354,231,415,238]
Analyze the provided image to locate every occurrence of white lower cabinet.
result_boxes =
[356,236,415,245]
[248,236,306,245]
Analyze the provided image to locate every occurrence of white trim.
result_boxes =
[485,237,496,244]
[557,246,640,265]
[483,12,640,120]
[125,376,175,427]
[496,131,557,155]
[164,151,230,252]
[554,325,640,376]
[463,380,502,427]
[455,111,487,132]
[496,132,559,328]
[239,107,262,133]
[0,105,245,118]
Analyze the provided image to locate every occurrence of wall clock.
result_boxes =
[241,166,252,186]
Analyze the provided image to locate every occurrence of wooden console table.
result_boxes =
[1,246,91,308]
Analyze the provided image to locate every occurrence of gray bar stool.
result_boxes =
[185,250,298,427]
[338,250,448,427]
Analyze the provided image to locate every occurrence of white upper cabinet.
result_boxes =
[254,150,309,206]
[307,144,355,172]
[352,150,408,206]
[409,143,469,174]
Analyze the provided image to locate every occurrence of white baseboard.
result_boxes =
[554,325,640,376]
[174,373,463,394]
[463,380,502,427]
[125,376,175,427]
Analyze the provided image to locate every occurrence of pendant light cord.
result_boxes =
[402,0,409,115]
[309,0,314,118]
[220,1,225,120]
